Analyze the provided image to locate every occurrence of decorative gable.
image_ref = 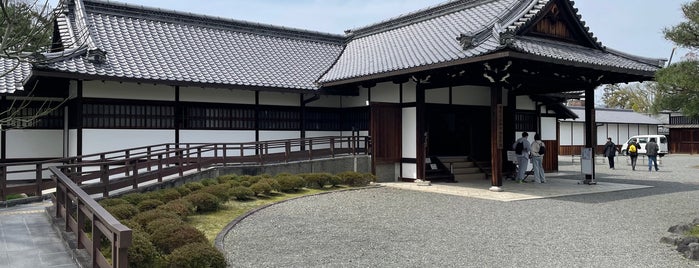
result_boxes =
[522,1,600,49]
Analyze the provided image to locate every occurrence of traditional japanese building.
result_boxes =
[559,107,663,155]
[0,0,664,190]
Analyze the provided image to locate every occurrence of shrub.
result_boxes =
[184,182,204,191]
[185,192,221,212]
[158,188,182,203]
[104,203,139,220]
[175,186,192,197]
[119,219,143,231]
[249,181,272,196]
[337,171,373,187]
[145,218,184,235]
[158,199,194,218]
[301,173,334,189]
[229,186,255,200]
[329,175,343,187]
[137,199,164,212]
[132,209,181,227]
[200,178,218,186]
[259,178,281,192]
[98,198,129,207]
[121,193,148,205]
[200,184,231,201]
[239,180,252,187]
[150,224,207,254]
[216,174,238,184]
[167,242,227,268]
[228,181,241,188]
[128,228,161,268]
[276,174,305,192]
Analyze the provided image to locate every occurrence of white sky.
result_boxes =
[104,0,690,61]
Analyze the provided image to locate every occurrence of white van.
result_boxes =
[620,135,669,157]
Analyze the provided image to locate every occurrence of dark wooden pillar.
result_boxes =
[583,86,596,184]
[490,85,503,190]
[482,61,513,191]
[416,82,426,180]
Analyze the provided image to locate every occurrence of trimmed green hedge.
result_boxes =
[168,242,226,268]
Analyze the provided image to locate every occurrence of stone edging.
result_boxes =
[661,218,699,260]
[213,185,383,252]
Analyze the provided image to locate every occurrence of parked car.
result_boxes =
[620,134,668,157]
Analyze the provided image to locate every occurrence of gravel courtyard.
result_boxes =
[220,154,699,267]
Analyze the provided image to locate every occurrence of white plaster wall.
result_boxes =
[541,117,557,141]
[180,130,255,143]
[341,87,370,107]
[560,122,572,145]
[452,85,490,106]
[81,129,175,155]
[69,129,78,157]
[516,95,536,110]
[180,130,256,156]
[69,80,79,98]
[628,125,640,137]
[180,87,255,104]
[572,123,584,145]
[305,131,344,150]
[601,124,620,145]
[426,87,449,104]
[401,163,417,179]
[372,82,400,103]
[259,131,301,153]
[6,129,63,158]
[259,91,300,106]
[402,107,417,158]
[307,95,342,107]
[618,125,630,144]
[82,81,175,101]
[305,131,343,138]
[403,81,417,103]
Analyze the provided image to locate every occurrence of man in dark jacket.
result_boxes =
[646,138,660,172]
[603,137,617,170]
[627,138,640,171]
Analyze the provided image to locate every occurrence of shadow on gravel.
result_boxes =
[550,177,699,203]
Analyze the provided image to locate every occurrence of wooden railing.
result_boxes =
[1,136,369,268]
[51,166,132,268]
[1,136,369,201]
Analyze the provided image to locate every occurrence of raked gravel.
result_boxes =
[221,154,699,268]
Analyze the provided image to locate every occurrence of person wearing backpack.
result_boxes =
[512,132,531,183]
[646,137,660,172]
[530,133,546,183]
[627,138,640,171]
[603,137,618,170]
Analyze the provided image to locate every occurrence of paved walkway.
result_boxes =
[0,200,78,268]
[221,154,699,267]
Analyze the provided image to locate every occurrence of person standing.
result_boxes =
[646,137,660,172]
[530,133,546,183]
[627,138,640,171]
[603,137,617,169]
[512,132,531,183]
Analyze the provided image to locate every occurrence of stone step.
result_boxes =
[454,172,486,180]
[453,167,481,174]
[449,161,475,168]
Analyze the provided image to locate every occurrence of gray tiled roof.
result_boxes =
[4,0,665,93]
[43,0,345,90]
[318,0,663,84]
[0,58,32,94]
[562,107,662,125]
[511,37,660,73]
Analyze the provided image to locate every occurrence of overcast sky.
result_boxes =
[107,0,691,61]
